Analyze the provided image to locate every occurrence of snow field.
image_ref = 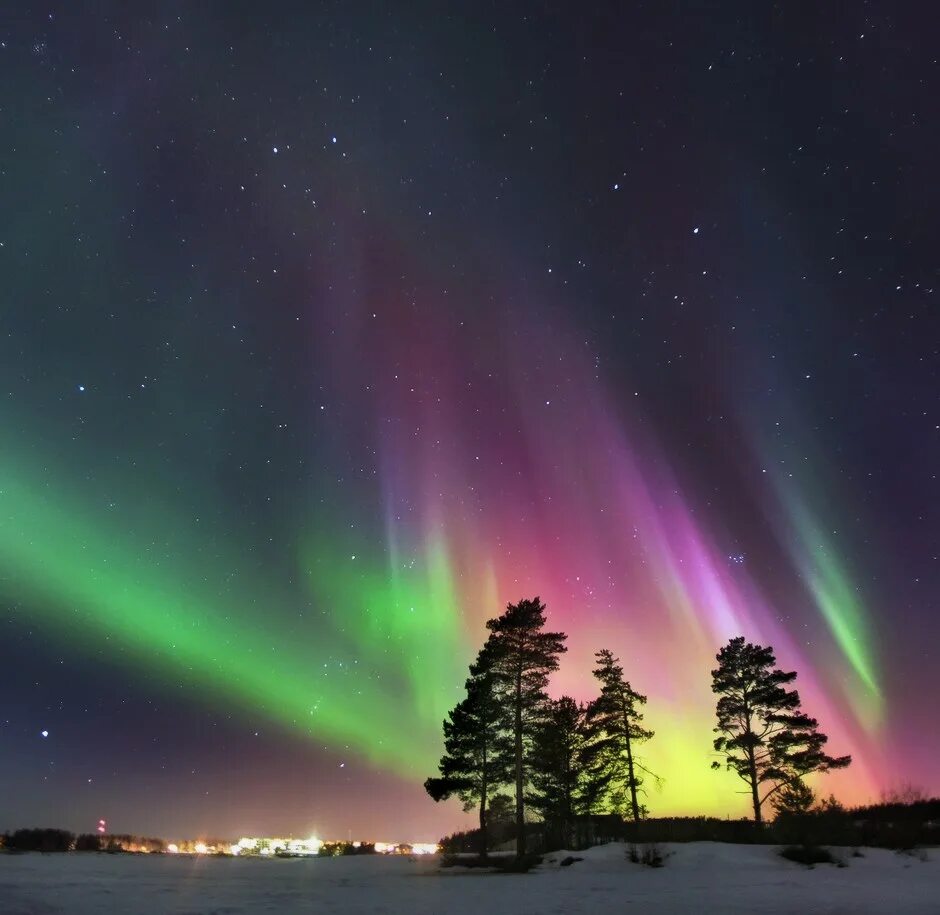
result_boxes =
[1,840,936,914]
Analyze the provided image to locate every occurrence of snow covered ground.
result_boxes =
[1,841,936,914]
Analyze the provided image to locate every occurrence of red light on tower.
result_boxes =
[97,819,107,835]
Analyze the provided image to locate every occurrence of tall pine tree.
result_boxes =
[586,648,656,823]
[485,597,567,856]
[711,636,851,824]
[424,646,512,857]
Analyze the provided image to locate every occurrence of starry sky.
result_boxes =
[1,2,938,842]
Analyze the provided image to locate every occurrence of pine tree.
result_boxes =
[578,717,617,819]
[771,778,816,818]
[484,597,567,856]
[711,636,851,824]
[485,792,515,829]
[424,646,513,858]
[528,696,589,849]
[586,648,655,823]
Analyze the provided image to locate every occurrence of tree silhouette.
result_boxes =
[484,597,567,856]
[4,828,74,852]
[711,636,851,824]
[75,833,103,851]
[771,778,816,818]
[586,648,656,823]
[424,645,512,858]
[529,696,591,848]
[486,791,515,828]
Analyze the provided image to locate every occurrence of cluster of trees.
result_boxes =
[2,828,75,852]
[1,831,172,854]
[79,834,168,853]
[312,841,376,857]
[424,597,657,856]
[774,792,940,850]
[426,598,851,856]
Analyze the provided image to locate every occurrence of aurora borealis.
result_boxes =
[1,3,938,840]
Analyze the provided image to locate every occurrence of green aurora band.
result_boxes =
[782,491,883,728]
[0,455,467,775]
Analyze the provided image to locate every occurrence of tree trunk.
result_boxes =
[621,698,641,824]
[478,790,488,859]
[515,667,525,856]
[748,748,762,825]
[740,696,762,825]
[564,749,572,849]
[624,735,640,824]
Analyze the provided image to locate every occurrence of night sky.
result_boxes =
[1,2,938,842]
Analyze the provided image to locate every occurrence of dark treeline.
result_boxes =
[774,796,940,849]
[94,834,168,853]
[427,597,867,857]
[310,842,376,857]
[2,828,75,853]
[440,801,940,854]
[0,834,387,856]
[2,831,170,853]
